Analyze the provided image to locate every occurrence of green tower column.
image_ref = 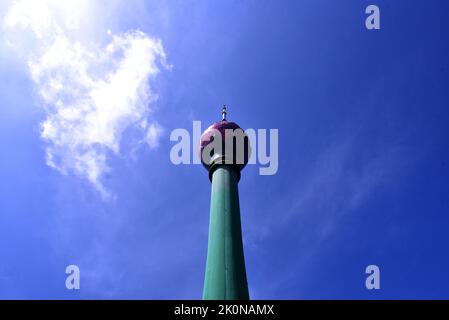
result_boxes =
[202,165,249,300]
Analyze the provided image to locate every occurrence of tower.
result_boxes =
[199,105,251,300]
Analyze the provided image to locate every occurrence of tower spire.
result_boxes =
[199,107,251,300]
[221,104,227,121]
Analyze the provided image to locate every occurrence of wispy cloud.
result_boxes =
[3,0,169,197]
[244,137,411,298]
[247,138,406,242]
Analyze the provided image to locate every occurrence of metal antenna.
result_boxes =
[222,104,227,121]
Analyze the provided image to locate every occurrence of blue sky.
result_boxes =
[1,0,449,299]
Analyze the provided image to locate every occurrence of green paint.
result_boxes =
[203,165,249,300]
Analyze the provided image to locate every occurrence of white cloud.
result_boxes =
[145,122,164,149]
[3,0,169,197]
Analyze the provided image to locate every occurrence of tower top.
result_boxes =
[222,104,227,121]
[199,104,251,181]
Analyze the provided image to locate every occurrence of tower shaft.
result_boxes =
[203,165,249,300]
